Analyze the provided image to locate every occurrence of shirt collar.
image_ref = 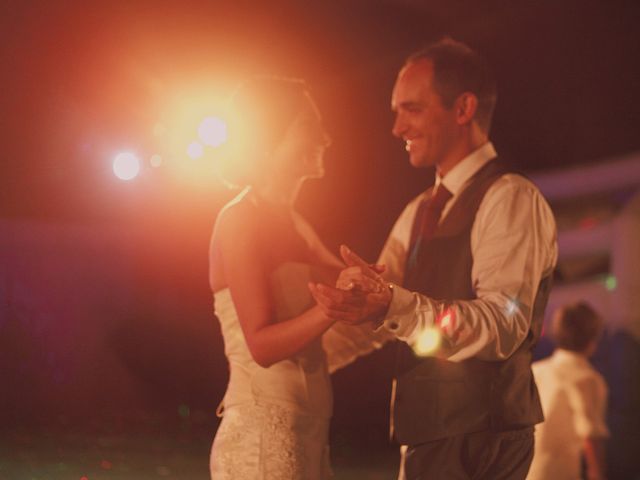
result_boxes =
[435,142,497,196]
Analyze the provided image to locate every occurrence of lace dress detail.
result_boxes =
[210,403,331,480]
[210,263,333,479]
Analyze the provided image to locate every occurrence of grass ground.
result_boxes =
[0,422,398,480]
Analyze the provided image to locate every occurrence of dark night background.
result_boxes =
[1,0,639,478]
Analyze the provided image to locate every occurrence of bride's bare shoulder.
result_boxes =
[214,190,258,238]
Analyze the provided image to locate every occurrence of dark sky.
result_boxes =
[1,0,639,229]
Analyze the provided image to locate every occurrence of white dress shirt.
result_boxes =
[379,142,558,361]
[527,349,609,480]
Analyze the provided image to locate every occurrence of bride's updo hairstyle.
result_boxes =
[217,75,310,188]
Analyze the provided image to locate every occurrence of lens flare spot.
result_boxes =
[150,154,163,167]
[413,326,441,356]
[605,275,617,291]
[187,141,204,159]
[198,116,227,147]
[113,152,140,180]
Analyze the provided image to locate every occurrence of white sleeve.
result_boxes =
[569,373,610,439]
[382,175,558,361]
[322,322,394,374]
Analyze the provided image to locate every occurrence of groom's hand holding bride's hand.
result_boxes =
[308,245,392,325]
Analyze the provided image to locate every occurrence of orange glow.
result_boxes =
[151,88,231,190]
[153,122,167,137]
[113,152,140,180]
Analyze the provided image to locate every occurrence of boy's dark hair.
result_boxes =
[552,302,603,352]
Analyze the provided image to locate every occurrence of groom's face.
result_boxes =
[391,59,459,170]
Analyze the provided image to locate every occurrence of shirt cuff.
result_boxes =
[381,283,436,339]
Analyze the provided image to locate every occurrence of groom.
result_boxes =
[310,38,558,479]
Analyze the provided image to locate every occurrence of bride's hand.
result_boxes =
[336,245,387,293]
[308,281,391,325]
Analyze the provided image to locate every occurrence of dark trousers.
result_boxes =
[402,427,534,480]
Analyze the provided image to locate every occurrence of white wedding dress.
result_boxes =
[210,262,390,479]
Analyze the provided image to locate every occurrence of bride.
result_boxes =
[208,76,388,479]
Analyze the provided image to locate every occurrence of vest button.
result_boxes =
[388,321,399,330]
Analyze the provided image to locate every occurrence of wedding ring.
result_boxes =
[345,281,355,290]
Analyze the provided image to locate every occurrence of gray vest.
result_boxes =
[392,159,552,445]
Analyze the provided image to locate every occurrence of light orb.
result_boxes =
[113,152,140,180]
[150,154,163,167]
[187,141,204,159]
[198,116,227,147]
[605,275,617,291]
[413,326,441,356]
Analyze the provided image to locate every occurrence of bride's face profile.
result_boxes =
[218,78,330,189]
[270,93,331,181]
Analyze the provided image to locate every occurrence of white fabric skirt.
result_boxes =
[210,402,332,480]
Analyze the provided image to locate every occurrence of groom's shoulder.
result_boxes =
[400,190,429,216]
[388,190,428,235]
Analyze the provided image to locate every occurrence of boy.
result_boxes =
[528,302,609,480]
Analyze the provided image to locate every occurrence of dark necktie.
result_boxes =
[405,184,453,275]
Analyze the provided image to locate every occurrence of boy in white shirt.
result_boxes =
[528,302,609,480]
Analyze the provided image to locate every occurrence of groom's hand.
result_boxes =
[309,281,390,325]
[308,282,367,323]
[308,245,392,325]
[336,245,388,295]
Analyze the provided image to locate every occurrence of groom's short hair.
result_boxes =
[405,38,497,134]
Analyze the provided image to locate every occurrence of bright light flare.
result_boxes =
[505,299,519,317]
[187,141,204,159]
[155,87,238,188]
[113,152,141,180]
[198,116,227,147]
[440,312,452,329]
[413,326,441,356]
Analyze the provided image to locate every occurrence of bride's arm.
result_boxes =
[291,213,395,372]
[215,206,337,368]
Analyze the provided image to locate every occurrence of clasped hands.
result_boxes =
[308,245,392,325]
